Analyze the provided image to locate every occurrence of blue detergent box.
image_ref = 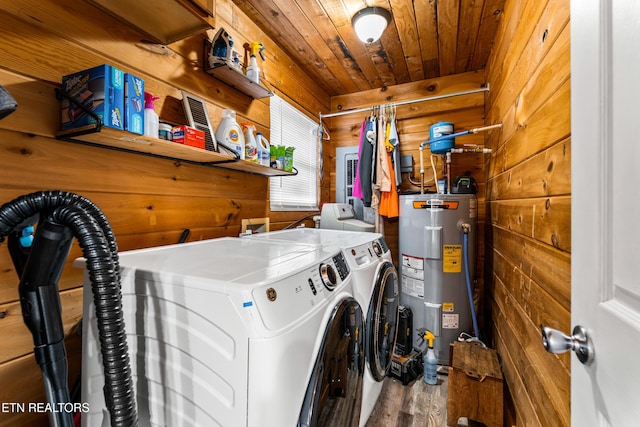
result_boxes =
[61,64,124,131]
[124,73,144,135]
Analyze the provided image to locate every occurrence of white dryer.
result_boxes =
[76,237,365,427]
[247,229,400,427]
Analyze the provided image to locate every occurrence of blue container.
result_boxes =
[61,64,125,131]
[124,73,144,135]
[429,121,455,154]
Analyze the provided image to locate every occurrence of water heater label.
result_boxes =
[402,266,423,280]
[442,313,459,329]
[402,254,424,270]
[401,275,424,298]
[412,200,459,210]
[442,245,462,272]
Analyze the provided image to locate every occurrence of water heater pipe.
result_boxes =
[418,123,502,194]
[463,230,481,340]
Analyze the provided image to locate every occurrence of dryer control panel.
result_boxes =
[375,237,390,255]
[251,251,351,332]
[343,239,388,271]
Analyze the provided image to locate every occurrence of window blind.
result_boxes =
[269,95,318,211]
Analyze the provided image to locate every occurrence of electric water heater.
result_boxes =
[398,192,477,365]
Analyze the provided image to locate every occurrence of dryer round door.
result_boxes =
[366,261,400,382]
[298,297,364,427]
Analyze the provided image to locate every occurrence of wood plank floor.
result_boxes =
[365,371,450,427]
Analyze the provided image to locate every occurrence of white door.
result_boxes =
[571,0,640,425]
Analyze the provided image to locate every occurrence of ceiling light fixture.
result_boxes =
[352,6,392,44]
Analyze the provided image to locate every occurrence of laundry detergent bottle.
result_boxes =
[143,92,160,138]
[215,109,244,158]
[256,132,270,166]
[243,123,259,162]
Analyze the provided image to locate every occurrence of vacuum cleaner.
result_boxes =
[0,85,137,426]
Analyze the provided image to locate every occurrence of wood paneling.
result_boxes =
[484,0,571,425]
[0,0,329,423]
[231,0,506,96]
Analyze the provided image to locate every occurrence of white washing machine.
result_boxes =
[247,229,400,426]
[76,237,364,427]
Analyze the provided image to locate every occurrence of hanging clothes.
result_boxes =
[359,113,375,207]
[352,119,366,199]
[370,107,383,210]
[387,110,402,188]
[379,106,399,218]
[379,152,399,217]
[375,106,391,194]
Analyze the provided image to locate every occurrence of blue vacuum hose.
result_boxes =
[463,232,480,340]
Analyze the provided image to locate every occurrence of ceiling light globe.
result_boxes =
[352,7,391,44]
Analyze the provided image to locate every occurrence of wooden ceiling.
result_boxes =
[232,0,506,97]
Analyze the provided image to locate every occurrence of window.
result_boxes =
[269,95,319,211]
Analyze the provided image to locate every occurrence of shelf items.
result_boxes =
[55,46,281,176]
[203,39,274,99]
[55,125,295,177]
[205,64,273,99]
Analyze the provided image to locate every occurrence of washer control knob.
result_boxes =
[372,241,383,257]
[319,263,338,291]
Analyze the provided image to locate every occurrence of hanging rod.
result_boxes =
[319,85,490,120]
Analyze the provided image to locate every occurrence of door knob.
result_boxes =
[541,325,594,365]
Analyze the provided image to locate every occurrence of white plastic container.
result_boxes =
[143,92,159,139]
[158,123,172,141]
[256,132,270,166]
[246,55,260,84]
[243,123,259,163]
[215,109,244,158]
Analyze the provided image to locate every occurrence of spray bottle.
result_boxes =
[420,329,438,385]
[242,123,259,162]
[245,42,265,84]
[143,92,160,138]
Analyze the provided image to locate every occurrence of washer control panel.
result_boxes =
[332,251,350,280]
[317,251,349,292]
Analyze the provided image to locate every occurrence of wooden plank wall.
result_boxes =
[0,0,329,425]
[483,0,571,425]
[328,71,488,323]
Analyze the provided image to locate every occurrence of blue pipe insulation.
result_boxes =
[463,232,481,340]
[0,190,138,427]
